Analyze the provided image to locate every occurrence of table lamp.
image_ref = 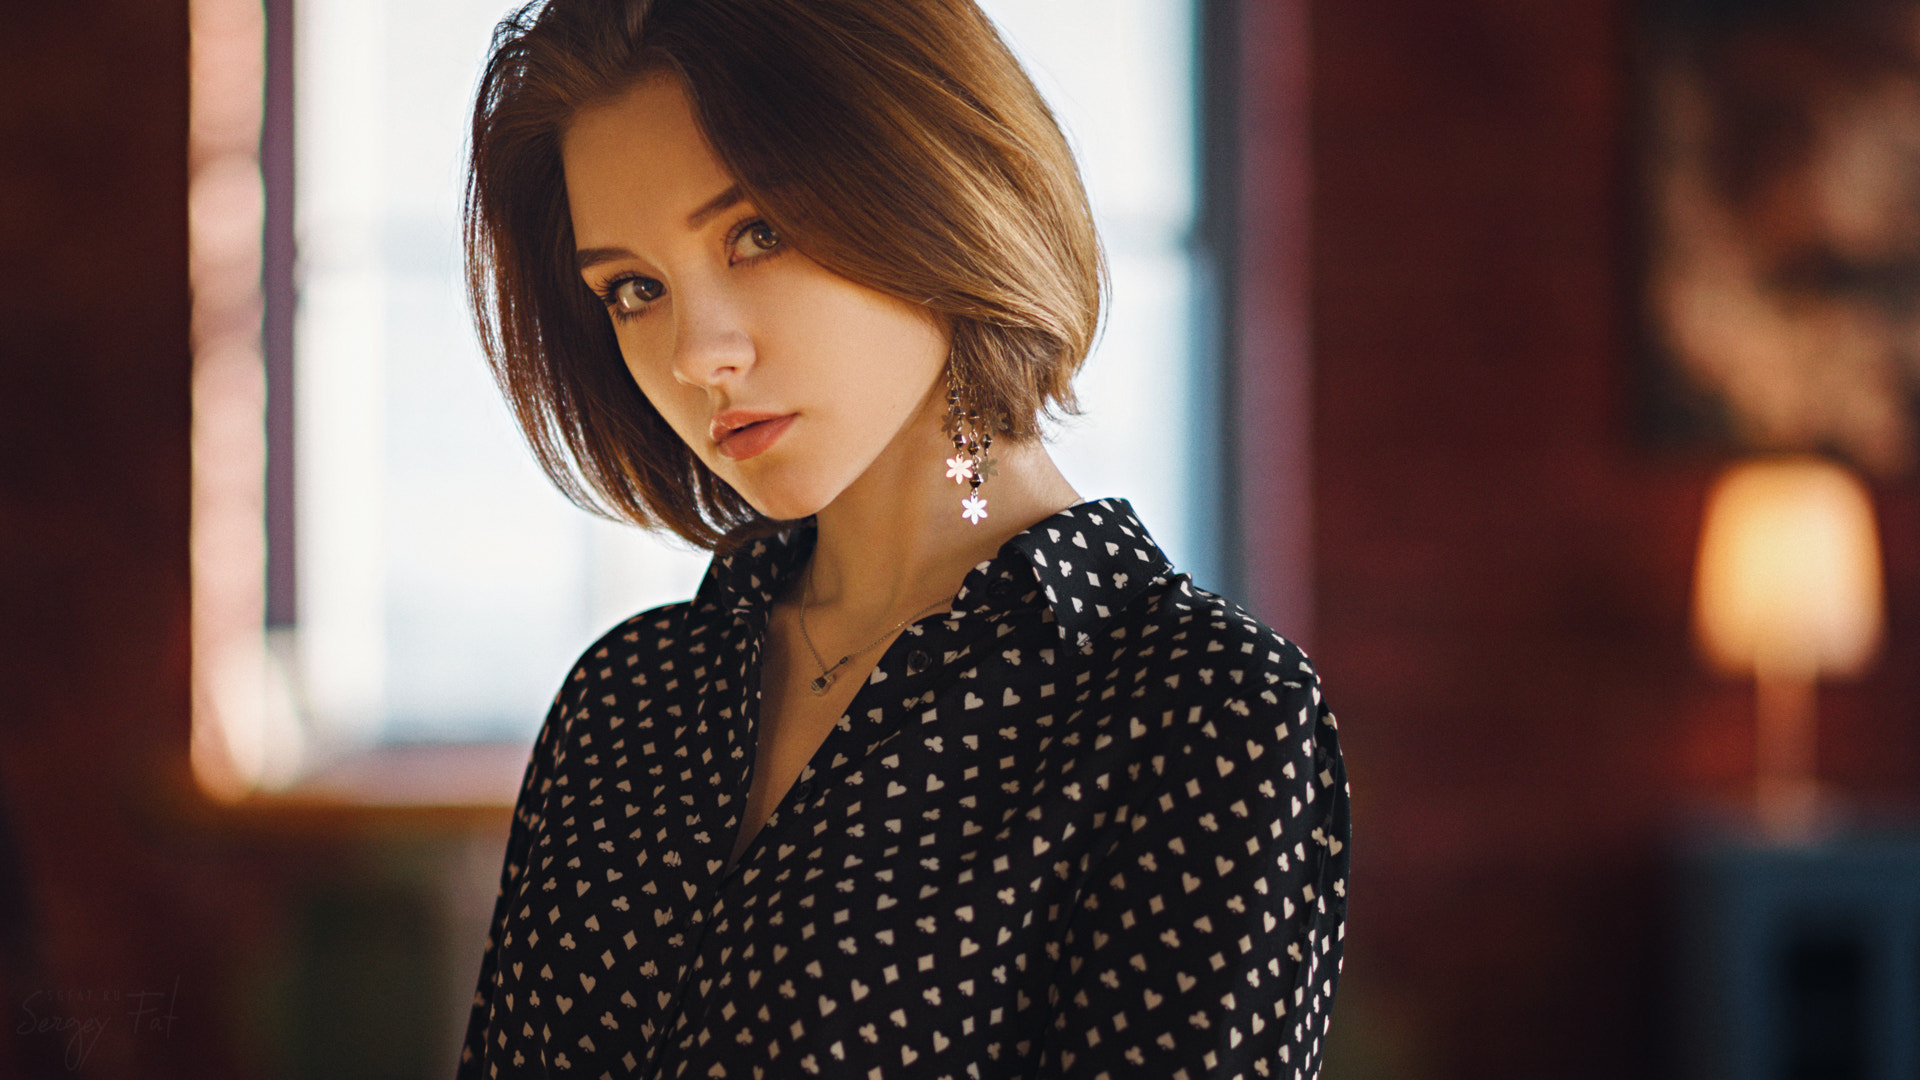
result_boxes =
[1692,456,1884,840]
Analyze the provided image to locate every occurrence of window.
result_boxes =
[195,0,1213,798]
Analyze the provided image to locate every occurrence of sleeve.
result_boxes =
[455,684,571,1079]
[1040,647,1350,1079]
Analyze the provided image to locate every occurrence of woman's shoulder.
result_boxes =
[1089,572,1336,756]
[1124,574,1323,691]
[550,594,724,701]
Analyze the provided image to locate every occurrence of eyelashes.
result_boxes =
[725,218,782,264]
[589,216,786,323]
[594,273,663,319]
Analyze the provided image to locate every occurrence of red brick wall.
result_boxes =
[1301,1,1920,1075]
[4,0,200,1074]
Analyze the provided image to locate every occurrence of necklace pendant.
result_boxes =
[809,671,836,695]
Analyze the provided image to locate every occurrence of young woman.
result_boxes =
[457,1,1349,1077]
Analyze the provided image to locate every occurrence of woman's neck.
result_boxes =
[799,398,1079,620]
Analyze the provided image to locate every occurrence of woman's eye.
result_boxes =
[728,221,782,263]
[604,276,662,316]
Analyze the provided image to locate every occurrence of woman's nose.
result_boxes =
[669,284,755,389]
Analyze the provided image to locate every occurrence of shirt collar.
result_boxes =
[693,528,816,619]
[952,498,1173,649]
[692,497,1173,647]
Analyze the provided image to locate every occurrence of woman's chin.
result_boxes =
[735,485,836,525]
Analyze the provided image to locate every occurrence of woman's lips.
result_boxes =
[712,413,796,461]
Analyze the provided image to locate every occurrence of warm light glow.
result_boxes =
[190,0,302,797]
[1693,456,1885,681]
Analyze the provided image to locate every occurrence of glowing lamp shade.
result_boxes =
[1693,457,1884,680]
[1691,456,1885,838]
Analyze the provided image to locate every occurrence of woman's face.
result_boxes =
[562,75,952,522]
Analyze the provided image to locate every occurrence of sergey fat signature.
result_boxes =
[16,978,178,1072]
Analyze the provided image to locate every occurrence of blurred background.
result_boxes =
[7,0,1920,1077]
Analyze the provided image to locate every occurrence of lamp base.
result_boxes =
[1756,774,1822,843]
[1755,671,1821,843]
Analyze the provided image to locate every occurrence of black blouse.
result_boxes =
[459,499,1349,1079]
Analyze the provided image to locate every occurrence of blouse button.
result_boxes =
[791,778,816,803]
[989,577,1020,602]
[906,650,931,676]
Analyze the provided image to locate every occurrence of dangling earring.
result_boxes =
[945,368,995,524]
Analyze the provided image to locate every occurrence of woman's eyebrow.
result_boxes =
[576,245,636,272]
[574,186,746,273]
[685,184,744,229]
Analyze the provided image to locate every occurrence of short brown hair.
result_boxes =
[466,0,1105,548]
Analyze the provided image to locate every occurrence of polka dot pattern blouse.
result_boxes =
[459,499,1349,1079]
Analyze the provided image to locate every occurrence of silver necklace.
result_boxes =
[797,561,950,695]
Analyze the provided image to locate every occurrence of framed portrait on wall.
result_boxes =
[1640,0,1920,475]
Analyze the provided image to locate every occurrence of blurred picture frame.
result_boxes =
[1639,0,1920,475]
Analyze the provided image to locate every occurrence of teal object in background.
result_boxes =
[1676,833,1920,1080]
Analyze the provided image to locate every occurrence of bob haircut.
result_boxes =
[466,0,1105,549]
